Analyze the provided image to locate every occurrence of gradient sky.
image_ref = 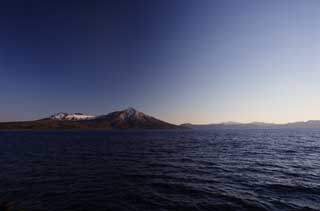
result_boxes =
[1,0,320,124]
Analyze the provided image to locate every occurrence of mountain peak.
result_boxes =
[119,107,144,120]
[124,107,137,114]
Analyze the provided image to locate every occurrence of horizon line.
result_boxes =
[1,108,320,126]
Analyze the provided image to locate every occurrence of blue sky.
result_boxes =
[1,0,320,124]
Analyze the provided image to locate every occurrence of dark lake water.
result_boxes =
[1,129,320,211]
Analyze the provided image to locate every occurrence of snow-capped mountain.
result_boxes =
[48,108,147,122]
[0,108,183,130]
[96,107,150,121]
[49,112,95,121]
[92,107,178,129]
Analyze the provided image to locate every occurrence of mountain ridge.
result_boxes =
[181,120,320,129]
[0,108,182,130]
[3,108,320,130]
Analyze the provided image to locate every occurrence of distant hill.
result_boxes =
[181,120,320,129]
[0,108,182,130]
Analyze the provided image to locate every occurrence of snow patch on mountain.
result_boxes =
[126,107,137,117]
[49,108,150,122]
[50,112,95,121]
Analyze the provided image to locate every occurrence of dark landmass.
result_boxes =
[3,108,320,130]
[0,108,182,130]
[181,120,320,129]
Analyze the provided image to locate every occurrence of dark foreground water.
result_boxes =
[1,129,320,211]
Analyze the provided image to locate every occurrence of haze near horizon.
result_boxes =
[1,0,319,124]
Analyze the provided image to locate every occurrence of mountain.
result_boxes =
[88,107,181,129]
[0,108,182,130]
[181,120,320,129]
[285,120,320,128]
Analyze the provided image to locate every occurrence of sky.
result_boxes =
[1,0,320,124]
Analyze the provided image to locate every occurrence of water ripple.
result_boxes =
[1,129,320,210]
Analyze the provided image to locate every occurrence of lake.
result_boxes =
[0,129,320,210]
